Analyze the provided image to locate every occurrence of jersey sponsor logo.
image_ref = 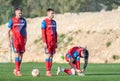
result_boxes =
[13,19,25,26]
[48,25,56,28]
[13,23,25,26]
[13,20,25,31]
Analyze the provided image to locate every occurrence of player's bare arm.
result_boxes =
[82,49,89,72]
[7,28,11,47]
[24,28,27,44]
[82,58,88,72]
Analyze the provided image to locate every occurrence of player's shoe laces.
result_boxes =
[46,71,53,76]
[13,69,22,76]
[78,72,85,76]
[57,67,61,75]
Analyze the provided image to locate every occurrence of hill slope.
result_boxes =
[0,10,120,63]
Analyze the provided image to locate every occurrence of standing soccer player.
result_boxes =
[41,8,57,76]
[57,46,89,76]
[8,8,27,76]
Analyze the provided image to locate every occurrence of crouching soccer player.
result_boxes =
[7,8,27,76]
[57,46,89,76]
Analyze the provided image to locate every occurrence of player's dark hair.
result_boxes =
[83,49,89,59]
[47,8,54,12]
[15,7,22,11]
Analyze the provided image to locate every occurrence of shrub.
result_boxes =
[106,41,111,48]
[58,34,65,44]
[112,55,119,60]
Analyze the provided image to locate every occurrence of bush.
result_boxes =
[106,41,111,48]
[112,55,119,60]
[67,37,73,42]
[58,34,65,44]
[34,37,42,44]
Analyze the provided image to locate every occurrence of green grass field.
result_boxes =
[0,63,120,81]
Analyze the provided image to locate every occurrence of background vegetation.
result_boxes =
[0,0,120,25]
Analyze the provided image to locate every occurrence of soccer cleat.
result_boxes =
[16,71,22,76]
[13,69,22,76]
[46,71,52,76]
[56,67,61,75]
[78,72,85,76]
[71,68,75,75]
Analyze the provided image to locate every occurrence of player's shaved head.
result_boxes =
[15,7,22,11]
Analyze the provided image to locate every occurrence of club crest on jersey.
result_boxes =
[20,20,24,23]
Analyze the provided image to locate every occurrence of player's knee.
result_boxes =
[46,54,51,58]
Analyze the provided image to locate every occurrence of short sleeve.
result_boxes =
[8,19,13,28]
[24,19,27,28]
[66,54,72,58]
[73,51,79,58]
[41,20,46,29]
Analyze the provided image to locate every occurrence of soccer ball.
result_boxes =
[32,68,40,77]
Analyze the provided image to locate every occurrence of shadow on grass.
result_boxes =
[86,73,120,76]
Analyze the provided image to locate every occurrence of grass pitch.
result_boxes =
[0,63,120,81]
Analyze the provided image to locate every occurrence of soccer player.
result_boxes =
[57,46,89,76]
[8,8,27,76]
[41,8,57,76]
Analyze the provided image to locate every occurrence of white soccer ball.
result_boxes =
[32,68,40,77]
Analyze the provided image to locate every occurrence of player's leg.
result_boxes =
[45,44,56,76]
[49,45,56,71]
[57,55,75,75]
[15,42,25,76]
[13,43,24,76]
[12,42,20,76]
[18,53,23,71]
[44,45,53,76]
[74,56,84,76]
[57,67,75,75]
[45,53,53,76]
[74,56,80,70]
[19,43,25,66]
[13,53,22,76]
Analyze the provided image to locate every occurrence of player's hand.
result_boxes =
[24,39,27,45]
[76,69,81,73]
[8,41,11,47]
[44,43,47,48]
[77,72,85,76]
[81,69,85,73]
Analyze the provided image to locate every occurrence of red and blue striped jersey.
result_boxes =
[41,18,57,44]
[8,17,27,44]
[67,46,85,59]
